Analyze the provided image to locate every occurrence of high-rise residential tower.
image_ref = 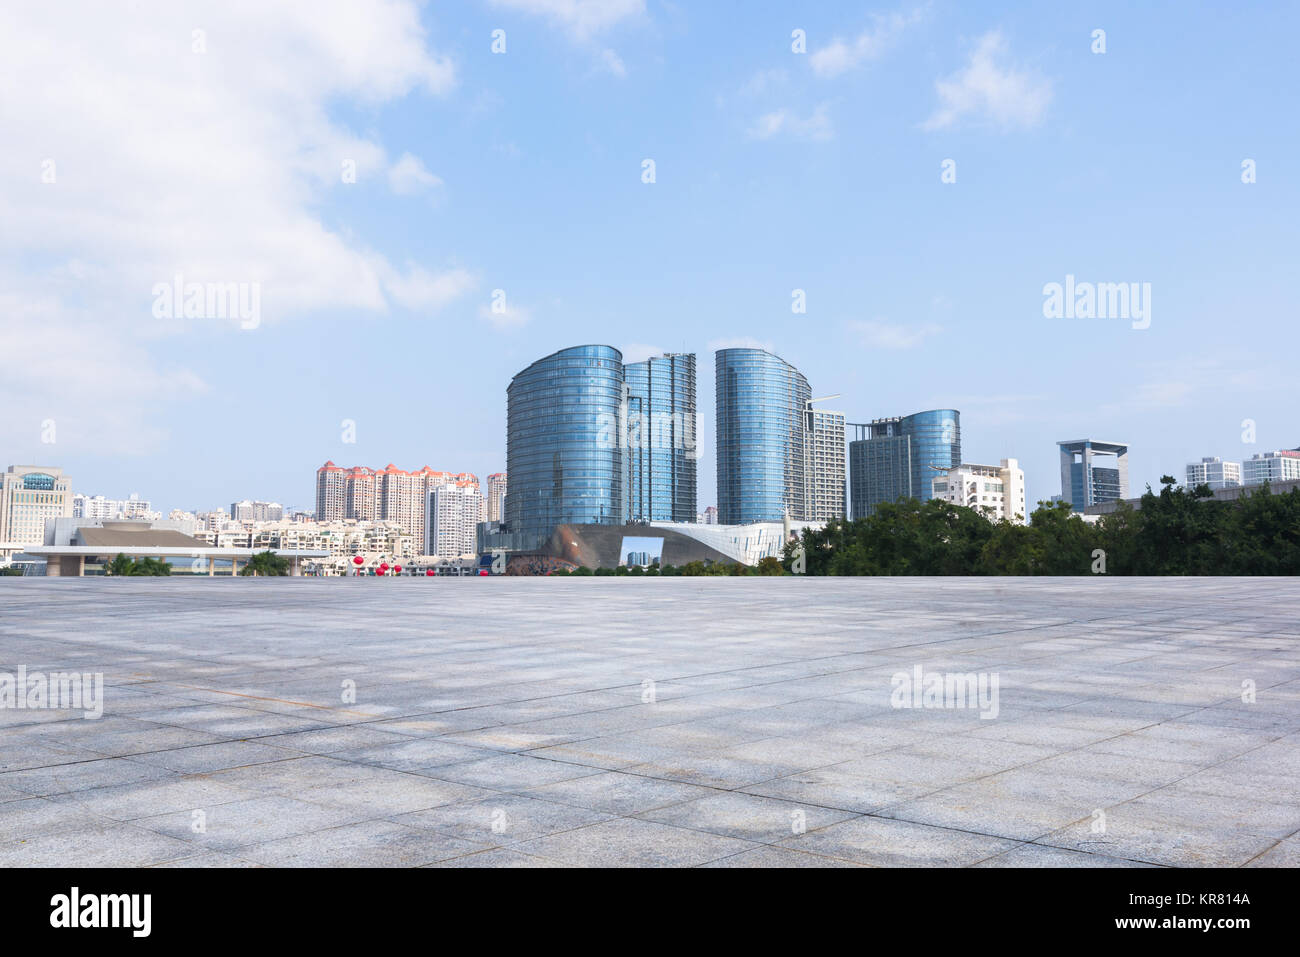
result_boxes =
[715,348,812,525]
[505,345,626,550]
[805,405,846,522]
[1057,439,1129,512]
[425,480,484,558]
[624,352,697,523]
[849,411,961,518]
[316,461,347,522]
[485,473,507,523]
[316,461,478,543]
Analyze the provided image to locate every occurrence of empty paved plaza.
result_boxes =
[1,577,1297,867]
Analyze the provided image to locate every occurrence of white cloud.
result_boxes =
[478,301,532,330]
[0,286,210,455]
[847,319,942,350]
[923,31,1052,130]
[387,152,444,194]
[810,8,925,78]
[740,68,788,97]
[0,1,464,453]
[599,48,627,77]
[749,104,833,142]
[383,265,477,311]
[489,0,645,41]
[1115,355,1260,412]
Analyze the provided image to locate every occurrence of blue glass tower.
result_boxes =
[624,353,697,523]
[715,348,812,525]
[505,345,625,550]
[849,410,961,518]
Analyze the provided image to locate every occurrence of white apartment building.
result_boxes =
[932,458,1028,524]
[246,519,417,561]
[1,466,73,549]
[425,482,484,559]
[1186,457,1242,490]
[805,408,847,521]
[1243,449,1300,486]
[230,500,284,522]
[73,492,158,522]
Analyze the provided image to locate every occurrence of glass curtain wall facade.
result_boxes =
[505,345,625,550]
[715,348,812,524]
[1056,439,1129,512]
[624,353,697,523]
[849,410,961,518]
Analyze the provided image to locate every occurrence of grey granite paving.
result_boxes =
[1,576,1297,867]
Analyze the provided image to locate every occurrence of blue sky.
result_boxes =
[2,1,1296,514]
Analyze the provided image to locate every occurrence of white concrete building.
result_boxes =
[230,500,284,522]
[650,520,820,565]
[1243,449,1300,486]
[73,493,158,522]
[1185,457,1242,490]
[805,407,847,521]
[425,482,484,559]
[931,458,1028,524]
[1,466,73,552]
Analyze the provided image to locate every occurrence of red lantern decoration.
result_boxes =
[425,569,434,576]
[352,555,363,565]
[394,565,402,575]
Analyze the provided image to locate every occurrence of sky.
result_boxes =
[2,0,1297,515]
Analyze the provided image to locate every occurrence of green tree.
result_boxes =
[239,551,290,577]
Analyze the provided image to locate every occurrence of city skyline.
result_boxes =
[3,3,1296,516]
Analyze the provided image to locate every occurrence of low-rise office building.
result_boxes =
[26,520,327,576]
[931,459,1027,523]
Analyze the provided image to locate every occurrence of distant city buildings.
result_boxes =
[316,461,479,547]
[1057,439,1129,513]
[485,473,507,523]
[625,352,697,523]
[73,492,158,522]
[1,466,73,548]
[1186,457,1242,490]
[932,459,1027,524]
[1243,448,1300,486]
[698,506,719,525]
[230,499,284,522]
[849,411,961,518]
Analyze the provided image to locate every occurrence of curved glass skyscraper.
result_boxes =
[848,409,961,518]
[715,348,812,525]
[505,345,625,549]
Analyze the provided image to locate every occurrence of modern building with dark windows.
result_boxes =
[624,353,697,523]
[1058,439,1128,512]
[715,348,812,525]
[848,410,961,518]
[505,345,626,551]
